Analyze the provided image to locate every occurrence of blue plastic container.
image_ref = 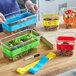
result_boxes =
[2,9,37,35]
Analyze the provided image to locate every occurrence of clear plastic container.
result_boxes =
[0,29,41,61]
[2,9,37,35]
[56,30,75,56]
[59,7,76,29]
[42,13,60,31]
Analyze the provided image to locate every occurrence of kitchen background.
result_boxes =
[17,0,76,20]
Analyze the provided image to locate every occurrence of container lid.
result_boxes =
[57,36,75,41]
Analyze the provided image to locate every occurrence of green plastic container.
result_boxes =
[1,29,41,61]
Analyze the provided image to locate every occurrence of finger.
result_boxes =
[0,13,6,22]
[0,18,4,24]
[29,6,35,12]
[34,4,38,12]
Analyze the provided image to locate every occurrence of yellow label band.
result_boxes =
[43,14,60,26]
[16,52,56,74]
[43,20,60,26]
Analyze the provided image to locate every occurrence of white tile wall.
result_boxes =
[39,0,67,13]
[37,0,68,20]
[67,0,76,7]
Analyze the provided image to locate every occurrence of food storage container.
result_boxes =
[42,14,60,31]
[1,29,41,61]
[59,7,76,29]
[2,9,37,35]
[56,30,75,56]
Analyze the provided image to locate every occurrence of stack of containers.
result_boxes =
[1,9,42,61]
[59,7,76,29]
[56,30,75,56]
[1,29,41,61]
[2,9,37,35]
[42,13,60,31]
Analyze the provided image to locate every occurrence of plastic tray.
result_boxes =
[2,9,37,35]
[1,29,41,61]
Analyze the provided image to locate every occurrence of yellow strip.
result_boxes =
[46,52,56,60]
[16,60,40,74]
[43,20,60,26]
[16,52,56,74]
[43,14,59,17]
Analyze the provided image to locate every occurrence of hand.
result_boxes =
[0,13,6,24]
[25,1,38,13]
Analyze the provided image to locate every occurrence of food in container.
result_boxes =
[43,14,60,31]
[57,37,75,56]
[56,30,75,56]
[59,7,76,29]
[2,9,37,35]
[1,29,41,61]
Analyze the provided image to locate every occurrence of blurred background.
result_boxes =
[17,0,76,14]
[17,0,36,9]
[17,0,76,21]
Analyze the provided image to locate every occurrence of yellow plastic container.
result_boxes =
[43,14,60,31]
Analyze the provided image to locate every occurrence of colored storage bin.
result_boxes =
[42,14,60,31]
[59,7,76,29]
[1,29,41,61]
[56,30,75,56]
[2,9,37,35]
